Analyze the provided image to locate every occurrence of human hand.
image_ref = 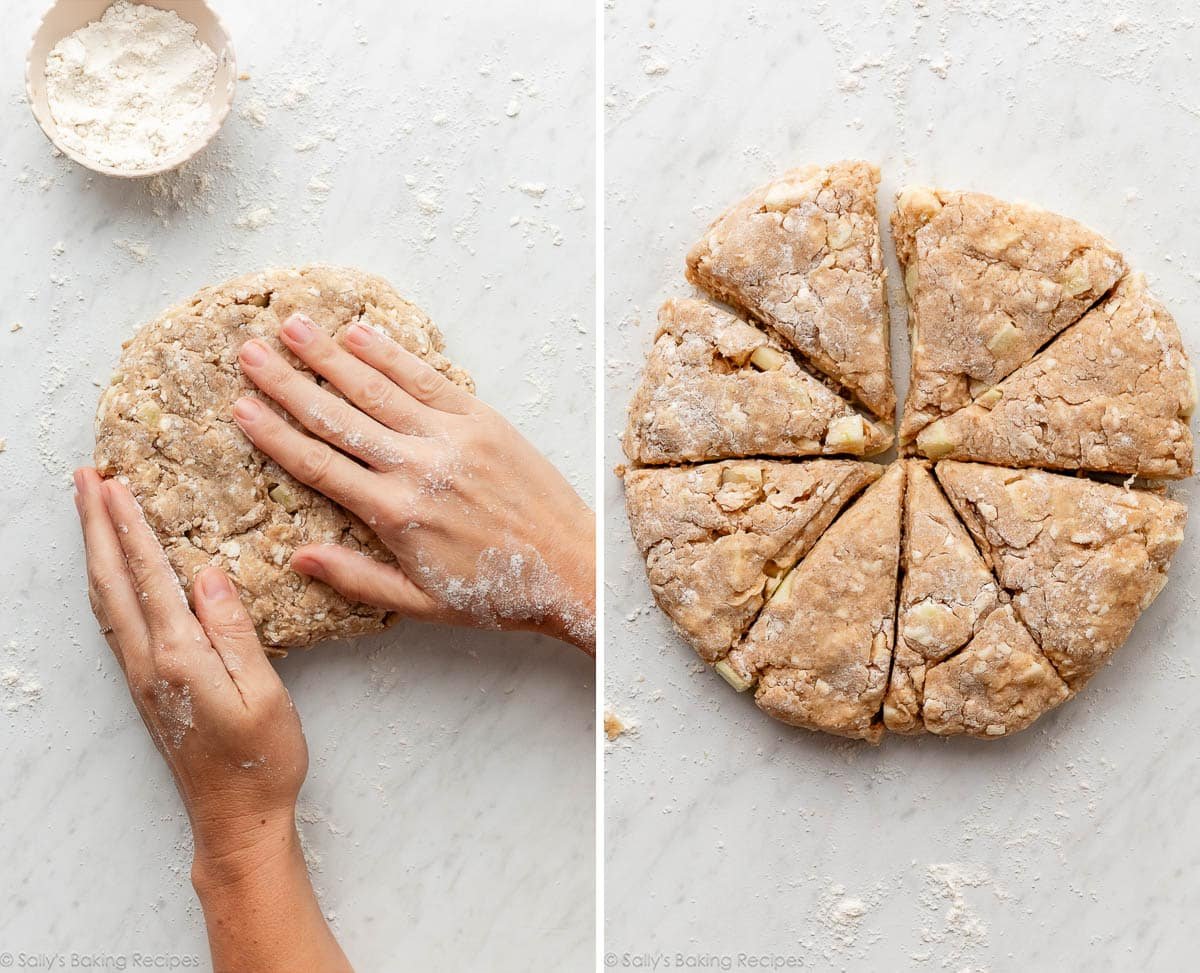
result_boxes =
[73,468,350,972]
[232,313,596,654]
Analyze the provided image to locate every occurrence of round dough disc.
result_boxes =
[94,265,473,650]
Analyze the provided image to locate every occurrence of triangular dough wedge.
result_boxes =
[935,461,1187,691]
[623,299,891,464]
[922,605,1070,739]
[726,462,906,742]
[883,463,1001,734]
[917,274,1196,478]
[685,161,895,420]
[892,187,1126,444]
[623,459,881,664]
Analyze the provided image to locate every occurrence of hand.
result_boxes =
[73,468,351,973]
[232,313,596,654]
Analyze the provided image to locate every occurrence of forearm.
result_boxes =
[192,823,352,973]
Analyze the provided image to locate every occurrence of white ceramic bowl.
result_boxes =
[25,0,237,179]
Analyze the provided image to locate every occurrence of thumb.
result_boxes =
[291,545,440,620]
[193,568,281,696]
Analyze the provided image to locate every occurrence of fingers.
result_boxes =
[342,322,474,414]
[74,468,150,675]
[238,336,413,470]
[277,313,434,436]
[192,568,282,700]
[291,545,439,620]
[232,397,385,519]
[101,480,209,649]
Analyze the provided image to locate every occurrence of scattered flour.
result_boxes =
[44,0,220,171]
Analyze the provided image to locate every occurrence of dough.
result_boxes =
[623,459,880,664]
[727,462,905,742]
[916,274,1195,478]
[624,164,1191,743]
[622,298,891,465]
[884,462,1001,735]
[922,605,1070,739]
[686,161,894,420]
[935,461,1187,691]
[891,187,1126,444]
[94,265,472,650]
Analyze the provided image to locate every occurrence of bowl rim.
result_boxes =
[25,0,238,180]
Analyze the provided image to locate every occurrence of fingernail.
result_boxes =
[198,568,233,601]
[233,398,262,422]
[345,324,372,348]
[282,314,315,344]
[240,340,269,367]
[291,553,324,578]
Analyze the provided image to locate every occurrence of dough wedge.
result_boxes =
[935,461,1187,691]
[686,161,894,420]
[623,459,881,664]
[922,605,1070,739]
[727,462,906,742]
[892,187,1126,444]
[916,274,1195,478]
[623,298,891,464]
[884,462,1001,734]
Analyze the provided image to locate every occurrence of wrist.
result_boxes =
[190,808,300,898]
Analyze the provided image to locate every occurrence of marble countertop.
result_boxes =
[0,1,594,969]
[604,2,1200,970]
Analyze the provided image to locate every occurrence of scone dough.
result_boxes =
[625,166,1192,743]
[884,462,1001,735]
[922,605,1070,739]
[728,462,905,742]
[936,461,1187,691]
[892,187,1126,444]
[623,298,891,464]
[686,161,895,420]
[918,274,1195,478]
[95,265,473,650]
[623,459,880,663]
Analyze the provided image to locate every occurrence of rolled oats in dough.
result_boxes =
[623,298,891,465]
[935,461,1186,691]
[727,461,905,743]
[623,458,880,665]
[917,273,1196,479]
[884,462,1001,735]
[686,161,894,420]
[94,265,473,650]
[892,187,1126,444]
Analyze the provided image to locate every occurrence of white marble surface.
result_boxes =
[0,1,594,969]
[605,2,1200,970]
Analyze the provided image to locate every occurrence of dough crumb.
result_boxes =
[604,711,628,740]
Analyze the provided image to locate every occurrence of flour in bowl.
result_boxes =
[44,0,220,172]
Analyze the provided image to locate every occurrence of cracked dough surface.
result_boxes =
[728,462,905,742]
[623,298,891,464]
[892,187,1126,444]
[922,604,1070,739]
[917,273,1196,478]
[94,265,473,650]
[685,161,894,420]
[936,461,1187,691]
[623,459,879,663]
[884,462,1001,735]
